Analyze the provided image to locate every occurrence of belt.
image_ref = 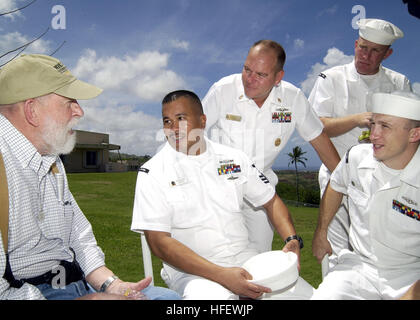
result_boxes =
[4,249,87,289]
[22,259,85,287]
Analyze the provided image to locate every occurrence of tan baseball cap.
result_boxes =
[356,18,403,45]
[0,54,102,104]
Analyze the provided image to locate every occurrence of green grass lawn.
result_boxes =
[68,171,322,289]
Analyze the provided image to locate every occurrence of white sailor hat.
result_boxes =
[357,18,403,45]
[242,250,298,291]
[372,91,420,121]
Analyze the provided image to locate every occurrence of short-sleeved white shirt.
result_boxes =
[309,61,411,157]
[202,74,323,185]
[131,139,275,280]
[330,144,420,273]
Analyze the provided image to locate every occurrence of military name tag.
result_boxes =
[226,114,242,122]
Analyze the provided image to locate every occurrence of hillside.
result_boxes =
[275,170,320,206]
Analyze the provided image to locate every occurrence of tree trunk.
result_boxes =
[294,162,300,204]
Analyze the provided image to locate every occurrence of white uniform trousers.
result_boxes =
[162,250,258,300]
[312,250,419,300]
[163,248,315,300]
[174,274,315,300]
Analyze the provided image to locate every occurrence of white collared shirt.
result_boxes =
[203,74,323,185]
[0,114,105,299]
[330,144,420,272]
[309,61,411,157]
[131,138,275,280]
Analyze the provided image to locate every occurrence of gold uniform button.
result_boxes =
[274,138,281,147]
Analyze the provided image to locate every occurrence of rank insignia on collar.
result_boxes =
[272,111,291,123]
[392,199,420,221]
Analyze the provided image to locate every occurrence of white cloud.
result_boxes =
[76,100,164,156]
[0,31,52,66]
[0,31,51,54]
[317,4,339,18]
[300,47,353,96]
[293,38,304,50]
[0,0,24,20]
[170,39,190,51]
[71,49,189,156]
[73,49,186,102]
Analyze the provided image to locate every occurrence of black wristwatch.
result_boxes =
[285,235,304,249]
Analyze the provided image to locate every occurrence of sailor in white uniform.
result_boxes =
[131,90,312,300]
[312,91,420,299]
[309,18,412,270]
[203,40,340,253]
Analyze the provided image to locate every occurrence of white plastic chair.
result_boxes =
[140,232,154,285]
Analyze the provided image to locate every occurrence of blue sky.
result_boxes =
[1,0,419,169]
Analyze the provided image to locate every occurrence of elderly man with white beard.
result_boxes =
[0,54,180,300]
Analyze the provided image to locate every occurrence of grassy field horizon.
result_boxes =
[68,171,323,289]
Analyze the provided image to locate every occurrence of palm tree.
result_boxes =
[287,146,308,204]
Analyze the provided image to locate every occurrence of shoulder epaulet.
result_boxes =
[318,73,327,79]
[345,146,355,164]
[138,167,150,174]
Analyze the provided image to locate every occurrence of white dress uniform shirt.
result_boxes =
[203,73,324,186]
[0,114,105,300]
[309,61,411,159]
[313,144,420,299]
[131,138,275,294]
[202,74,323,253]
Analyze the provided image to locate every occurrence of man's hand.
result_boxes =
[356,112,372,128]
[106,276,152,299]
[217,267,271,299]
[312,228,332,264]
[282,240,301,271]
[76,277,153,300]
